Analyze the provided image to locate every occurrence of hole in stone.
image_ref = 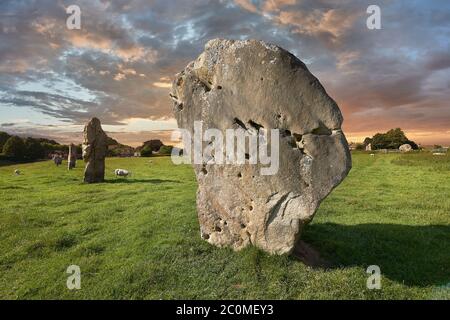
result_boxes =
[201,167,207,175]
[217,85,222,90]
[202,233,210,240]
[245,153,250,160]
[311,123,332,135]
[293,133,302,142]
[249,205,253,211]
[237,172,242,178]
[241,223,246,229]
[280,129,291,137]
[233,117,247,130]
[260,77,263,81]
[248,120,264,131]
[215,226,222,232]
[177,103,183,111]
[277,114,282,119]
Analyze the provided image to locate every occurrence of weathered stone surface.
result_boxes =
[68,143,77,170]
[82,118,108,183]
[171,39,351,255]
[399,144,412,152]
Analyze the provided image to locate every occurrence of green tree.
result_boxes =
[24,137,45,160]
[140,146,153,157]
[158,145,173,155]
[0,131,11,151]
[371,128,418,150]
[2,136,26,160]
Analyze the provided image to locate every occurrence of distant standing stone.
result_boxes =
[68,143,77,170]
[399,144,412,152]
[82,118,108,183]
[52,154,63,166]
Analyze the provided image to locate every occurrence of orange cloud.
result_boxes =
[153,82,172,88]
[68,32,156,62]
[262,0,297,13]
[234,0,259,13]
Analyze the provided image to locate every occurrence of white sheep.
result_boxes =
[14,169,20,175]
[114,169,131,177]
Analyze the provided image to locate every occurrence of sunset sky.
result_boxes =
[0,0,449,146]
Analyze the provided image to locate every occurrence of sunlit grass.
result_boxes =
[0,153,449,299]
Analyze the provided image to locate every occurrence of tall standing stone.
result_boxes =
[82,118,108,183]
[171,39,351,255]
[68,143,77,170]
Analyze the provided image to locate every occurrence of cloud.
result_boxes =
[0,0,449,145]
[1,123,16,127]
[425,51,450,71]
[153,82,172,88]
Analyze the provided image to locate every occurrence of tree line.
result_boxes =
[0,131,81,162]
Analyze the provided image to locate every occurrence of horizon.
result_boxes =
[1,1,449,146]
[1,126,448,149]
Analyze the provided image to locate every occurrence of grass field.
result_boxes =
[0,152,449,299]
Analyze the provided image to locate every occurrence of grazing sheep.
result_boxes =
[370,154,375,156]
[114,169,131,177]
[14,169,20,175]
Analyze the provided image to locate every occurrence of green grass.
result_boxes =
[0,153,449,299]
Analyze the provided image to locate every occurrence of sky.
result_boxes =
[0,0,449,147]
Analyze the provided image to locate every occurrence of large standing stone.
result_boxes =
[68,143,77,170]
[171,39,351,255]
[82,118,108,183]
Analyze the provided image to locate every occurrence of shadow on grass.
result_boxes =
[303,223,450,287]
[105,178,180,184]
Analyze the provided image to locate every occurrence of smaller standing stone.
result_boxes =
[52,154,62,166]
[82,118,108,183]
[68,143,77,170]
[399,144,412,152]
